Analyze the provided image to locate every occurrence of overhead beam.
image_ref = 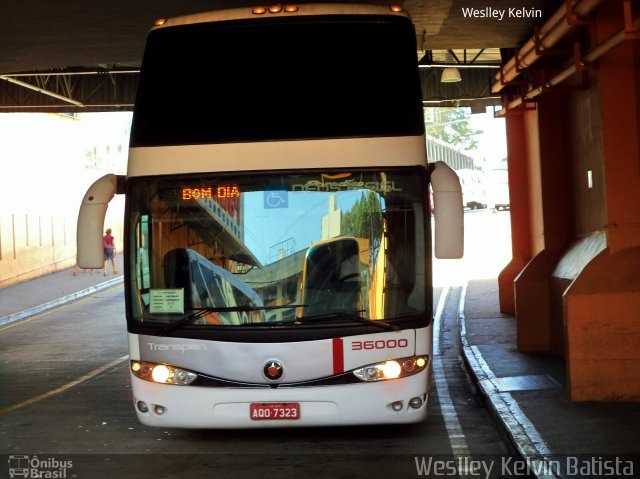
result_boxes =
[0,62,503,113]
[0,70,138,112]
[420,67,502,105]
[0,75,84,107]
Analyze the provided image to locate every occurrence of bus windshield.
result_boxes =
[127,168,429,327]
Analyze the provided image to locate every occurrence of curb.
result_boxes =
[0,276,124,328]
[457,283,560,479]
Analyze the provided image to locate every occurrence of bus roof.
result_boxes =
[151,4,410,31]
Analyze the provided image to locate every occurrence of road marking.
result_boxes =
[432,286,448,356]
[0,283,123,332]
[433,287,472,463]
[0,355,129,415]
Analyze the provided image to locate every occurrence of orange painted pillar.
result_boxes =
[513,92,574,354]
[498,112,533,314]
[564,2,640,401]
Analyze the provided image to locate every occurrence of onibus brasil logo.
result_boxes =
[8,455,73,478]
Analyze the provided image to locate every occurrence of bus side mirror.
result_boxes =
[77,174,125,269]
[431,161,464,259]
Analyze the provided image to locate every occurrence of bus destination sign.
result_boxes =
[182,185,240,200]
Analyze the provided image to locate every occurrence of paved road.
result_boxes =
[1,209,517,478]
[0,289,512,478]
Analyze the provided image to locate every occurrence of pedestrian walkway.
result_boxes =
[462,278,640,477]
[0,254,123,326]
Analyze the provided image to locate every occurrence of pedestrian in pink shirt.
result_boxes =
[103,228,119,276]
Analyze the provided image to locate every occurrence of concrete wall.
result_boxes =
[0,113,127,288]
[0,207,124,287]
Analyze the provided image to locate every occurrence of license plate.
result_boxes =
[250,403,300,420]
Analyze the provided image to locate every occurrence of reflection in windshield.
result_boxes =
[301,237,368,317]
[128,169,427,326]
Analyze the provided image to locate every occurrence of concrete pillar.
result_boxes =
[563,2,640,401]
[513,93,573,354]
[497,0,639,400]
[498,111,533,315]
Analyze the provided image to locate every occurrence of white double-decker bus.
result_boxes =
[77,4,463,428]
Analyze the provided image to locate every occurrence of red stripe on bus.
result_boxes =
[333,337,344,374]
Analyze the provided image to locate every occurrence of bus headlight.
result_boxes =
[130,360,198,385]
[151,364,171,383]
[382,360,402,379]
[352,355,429,382]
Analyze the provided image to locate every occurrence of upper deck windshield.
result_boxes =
[127,169,429,328]
[130,15,423,147]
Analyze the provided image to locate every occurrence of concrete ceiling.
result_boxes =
[0,0,561,75]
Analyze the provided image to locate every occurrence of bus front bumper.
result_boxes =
[130,369,430,428]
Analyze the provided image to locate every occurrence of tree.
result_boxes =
[424,107,482,151]
[341,191,383,262]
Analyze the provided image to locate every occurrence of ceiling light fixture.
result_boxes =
[441,67,462,83]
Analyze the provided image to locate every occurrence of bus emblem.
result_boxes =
[263,360,284,381]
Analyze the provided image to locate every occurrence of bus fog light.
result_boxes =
[137,401,149,413]
[409,397,423,409]
[154,405,167,415]
[391,401,404,412]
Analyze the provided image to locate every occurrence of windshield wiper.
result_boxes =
[270,310,399,331]
[154,305,304,335]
